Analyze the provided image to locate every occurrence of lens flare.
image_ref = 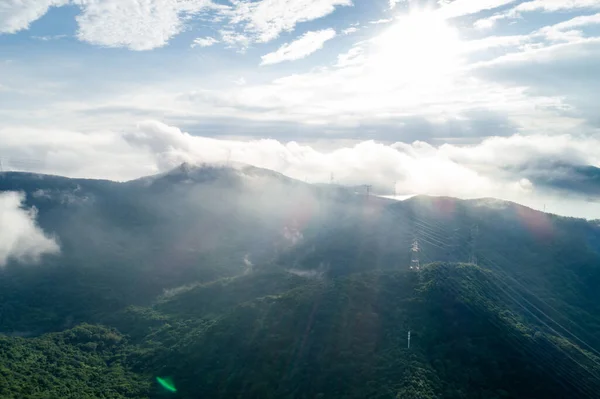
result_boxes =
[156,376,177,393]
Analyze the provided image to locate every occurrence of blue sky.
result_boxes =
[1,0,600,218]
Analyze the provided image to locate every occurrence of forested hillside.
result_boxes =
[1,165,600,398]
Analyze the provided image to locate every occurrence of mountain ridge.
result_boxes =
[3,163,594,222]
[2,165,600,398]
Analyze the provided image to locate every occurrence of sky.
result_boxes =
[1,0,600,219]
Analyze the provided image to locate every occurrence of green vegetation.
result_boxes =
[2,169,600,398]
[0,325,150,398]
[3,264,600,398]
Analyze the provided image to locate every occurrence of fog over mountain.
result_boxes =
[2,1,600,396]
[1,163,600,398]
[1,121,599,220]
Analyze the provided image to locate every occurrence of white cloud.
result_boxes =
[549,12,600,31]
[3,120,600,218]
[389,0,404,10]
[32,34,69,41]
[6,6,595,139]
[467,13,600,66]
[539,12,600,42]
[1,0,351,49]
[73,0,212,51]
[478,0,600,27]
[227,0,351,43]
[219,29,251,50]
[0,125,158,181]
[474,36,600,67]
[342,26,358,35]
[370,18,393,24]
[474,14,508,30]
[462,34,530,52]
[0,0,68,34]
[437,0,518,19]
[511,0,600,14]
[181,36,570,131]
[191,36,219,48]
[260,28,336,65]
[334,45,364,67]
[0,191,60,267]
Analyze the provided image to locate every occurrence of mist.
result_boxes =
[0,191,60,267]
[1,121,599,218]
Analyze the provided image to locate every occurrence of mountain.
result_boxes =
[0,163,376,332]
[1,164,600,398]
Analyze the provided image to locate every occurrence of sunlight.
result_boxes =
[369,10,463,86]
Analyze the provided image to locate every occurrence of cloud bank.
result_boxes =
[0,191,60,267]
[1,121,599,219]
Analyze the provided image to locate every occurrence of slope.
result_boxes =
[115,263,600,399]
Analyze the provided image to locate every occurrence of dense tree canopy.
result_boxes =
[2,167,600,398]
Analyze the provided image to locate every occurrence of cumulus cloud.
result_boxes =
[0,192,60,267]
[3,120,599,218]
[72,0,212,50]
[0,0,68,34]
[261,29,336,65]
[226,0,351,43]
[1,0,350,50]
[191,36,219,48]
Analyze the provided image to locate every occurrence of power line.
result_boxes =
[392,206,600,394]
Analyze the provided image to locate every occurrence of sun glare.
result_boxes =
[369,10,463,86]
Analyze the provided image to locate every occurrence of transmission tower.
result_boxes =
[410,238,420,270]
[469,224,479,265]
